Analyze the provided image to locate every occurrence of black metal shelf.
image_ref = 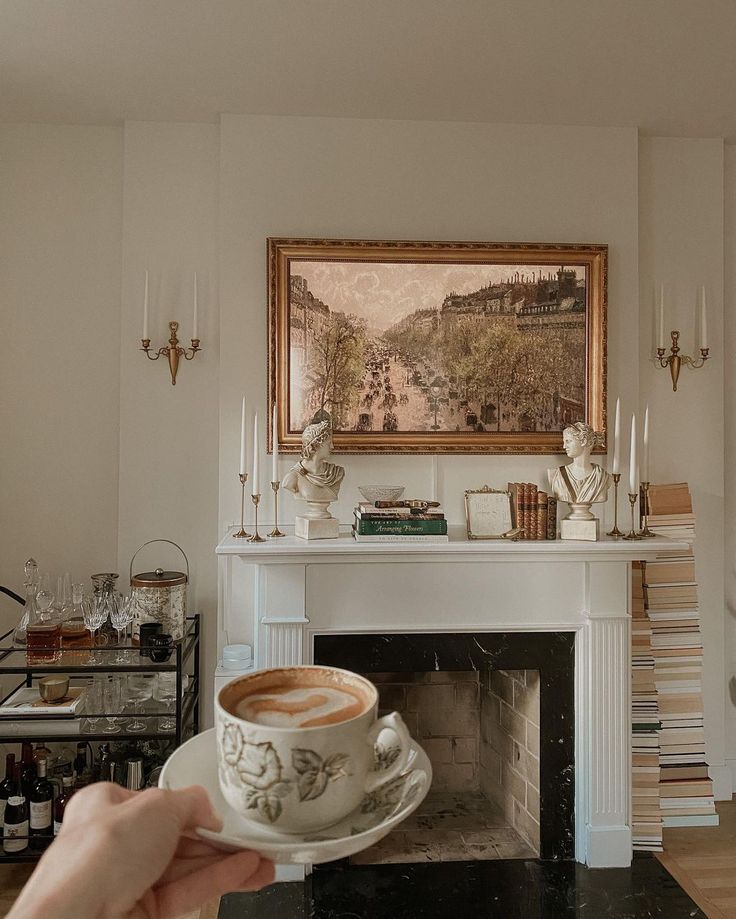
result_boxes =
[0,616,201,862]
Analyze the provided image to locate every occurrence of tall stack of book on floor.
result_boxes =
[631,560,663,850]
[352,501,448,542]
[641,483,716,830]
[507,483,557,539]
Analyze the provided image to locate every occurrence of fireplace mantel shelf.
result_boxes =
[216,525,684,563]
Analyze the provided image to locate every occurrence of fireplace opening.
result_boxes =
[314,631,574,863]
[350,669,540,864]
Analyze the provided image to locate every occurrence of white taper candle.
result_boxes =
[657,284,665,350]
[272,403,279,483]
[629,414,637,495]
[612,397,621,475]
[252,412,260,495]
[193,272,199,340]
[642,405,649,482]
[699,286,708,350]
[239,397,247,476]
[143,271,149,341]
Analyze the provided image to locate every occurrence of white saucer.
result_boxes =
[159,727,432,865]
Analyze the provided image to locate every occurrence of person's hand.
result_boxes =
[8,782,274,919]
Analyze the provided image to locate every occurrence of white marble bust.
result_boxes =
[548,422,612,518]
[282,420,345,538]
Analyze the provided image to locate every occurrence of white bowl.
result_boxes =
[358,486,405,504]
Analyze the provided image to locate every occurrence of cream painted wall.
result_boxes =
[724,146,736,782]
[218,116,639,537]
[117,122,220,717]
[639,137,727,786]
[0,124,122,633]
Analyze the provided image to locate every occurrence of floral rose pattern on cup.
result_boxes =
[221,721,352,823]
[372,742,400,772]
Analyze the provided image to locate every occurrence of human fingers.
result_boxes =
[154,850,271,917]
[127,785,223,835]
[60,782,135,829]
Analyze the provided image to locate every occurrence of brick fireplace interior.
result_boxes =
[314,631,574,865]
[351,668,541,864]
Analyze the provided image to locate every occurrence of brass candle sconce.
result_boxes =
[656,330,709,392]
[141,321,201,386]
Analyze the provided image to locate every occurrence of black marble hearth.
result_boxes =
[219,856,706,918]
[314,631,575,861]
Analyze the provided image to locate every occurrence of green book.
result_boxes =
[353,516,448,536]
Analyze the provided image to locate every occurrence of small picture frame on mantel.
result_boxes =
[464,486,523,540]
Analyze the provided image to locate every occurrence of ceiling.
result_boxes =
[3,0,736,138]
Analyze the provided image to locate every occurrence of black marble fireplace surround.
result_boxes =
[313,631,575,862]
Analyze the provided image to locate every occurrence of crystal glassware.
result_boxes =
[14,558,39,646]
[83,596,106,664]
[110,594,134,664]
[154,672,177,731]
[84,676,104,732]
[26,575,61,665]
[101,676,123,734]
[126,673,156,733]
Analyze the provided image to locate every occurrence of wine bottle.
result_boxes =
[0,753,17,829]
[3,765,28,854]
[73,742,92,789]
[53,775,74,836]
[19,742,36,798]
[29,758,53,850]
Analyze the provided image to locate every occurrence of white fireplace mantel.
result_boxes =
[216,526,686,870]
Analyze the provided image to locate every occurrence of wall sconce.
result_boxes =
[656,330,709,392]
[140,271,202,385]
[655,284,710,391]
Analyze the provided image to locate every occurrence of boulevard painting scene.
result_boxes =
[269,240,607,453]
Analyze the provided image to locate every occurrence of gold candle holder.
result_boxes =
[141,321,201,385]
[623,492,643,540]
[639,481,656,537]
[249,494,266,543]
[268,481,286,538]
[606,472,623,538]
[656,330,709,392]
[234,473,251,538]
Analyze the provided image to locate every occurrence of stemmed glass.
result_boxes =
[110,594,134,663]
[83,595,106,664]
[126,673,156,733]
[154,672,177,732]
[84,675,104,732]
[102,675,123,734]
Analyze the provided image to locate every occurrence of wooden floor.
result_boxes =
[1,802,734,918]
[657,800,736,919]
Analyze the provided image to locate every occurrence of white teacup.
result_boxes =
[215,665,412,834]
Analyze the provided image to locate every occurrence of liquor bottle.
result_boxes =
[53,775,74,835]
[26,574,62,665]
[19,742,36,798]
[29,758,53,851]
[61,583,91,650]
[73,742,92,789]
[0,753,17,829]
[33,742,53,766]
[95,743,113,783]
[3,765,28,854]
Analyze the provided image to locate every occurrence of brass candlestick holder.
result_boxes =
[249,494,265,543]
[639,481,656,537]
[606,472,623,538]
[656,330,709,392]
[268,481,286,538]
[141,321,201,385]
[234,473,251,538]
[623,492,643,540]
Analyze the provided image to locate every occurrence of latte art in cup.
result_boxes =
[235,685,367,728]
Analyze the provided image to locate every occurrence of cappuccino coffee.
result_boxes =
[221,667,372,729]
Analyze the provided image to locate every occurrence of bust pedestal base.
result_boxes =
[295,515,340,540]
[561,518,599,541]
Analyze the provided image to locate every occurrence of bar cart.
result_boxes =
[0,615,200,862]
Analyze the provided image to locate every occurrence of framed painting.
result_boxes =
[268,238,607,454]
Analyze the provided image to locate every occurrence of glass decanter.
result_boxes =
[61,583,91,650]
[26,575,62,665]
[13,558,39,646]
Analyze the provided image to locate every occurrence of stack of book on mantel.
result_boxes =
[641,482,716,828]
[507,483,557,540]
[631,561,663,851]
[352,501,448,543]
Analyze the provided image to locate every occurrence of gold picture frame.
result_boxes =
[268,237,607,454]
[464,486,523,540]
